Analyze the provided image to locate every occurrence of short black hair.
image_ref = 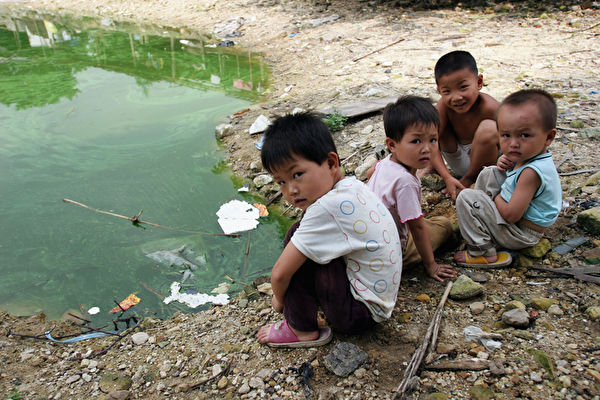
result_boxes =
[383,95,440,141]
[434,50,478,83]
[260,112,338,173]
[499,89,557,131]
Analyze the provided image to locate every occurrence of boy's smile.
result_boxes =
[437,67,483,114]
[271,153,341,211]
[387,123,438,175]
[497,102,556,168]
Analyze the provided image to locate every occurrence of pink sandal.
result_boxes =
[265,320,332,348]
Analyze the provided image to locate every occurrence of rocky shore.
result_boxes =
[2,1,600,399]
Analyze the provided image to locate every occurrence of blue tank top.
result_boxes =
[499,152,561,227]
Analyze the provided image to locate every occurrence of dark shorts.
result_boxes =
[282,221,376,335]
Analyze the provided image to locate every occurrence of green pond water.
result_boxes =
[0,12,286,324]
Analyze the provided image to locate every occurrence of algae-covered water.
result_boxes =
[0,12,284,324]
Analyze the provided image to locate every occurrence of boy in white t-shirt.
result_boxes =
[257,112,402,348]
[368,96,456,282]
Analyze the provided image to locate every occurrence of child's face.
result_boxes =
[271,153,340,211]
[436,67,483,114]
[497,102,556,168]
[386,123,438,175]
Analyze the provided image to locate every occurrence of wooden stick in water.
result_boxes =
[62,198,240,237]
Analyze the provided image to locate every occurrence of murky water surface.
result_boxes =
[0,12,284,324]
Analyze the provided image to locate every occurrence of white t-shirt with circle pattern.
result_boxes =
[291,176,402,322]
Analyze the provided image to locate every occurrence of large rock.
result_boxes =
[249,115,272,135]
[578,207,600,235]
[323,342,367,377]
[449,275,483,300]
[520,238,551,258]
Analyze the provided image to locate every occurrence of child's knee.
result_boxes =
[474,119,498,144]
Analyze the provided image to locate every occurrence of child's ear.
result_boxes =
[477,74,484,90]
[385,137,397,152]
[326,152,340,170]
[545,128,557,146]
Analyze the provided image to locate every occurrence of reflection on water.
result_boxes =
[0,11,282,324]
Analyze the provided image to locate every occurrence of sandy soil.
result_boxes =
[2,1,600,399]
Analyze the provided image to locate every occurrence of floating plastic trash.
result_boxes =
[253,203,269,217]
[110,293,141,313]
[216,200,260,234]
[87,307,100,315]
[163,282,229,308]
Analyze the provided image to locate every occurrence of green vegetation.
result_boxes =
[323,108,347,132]
[7,389,24,400]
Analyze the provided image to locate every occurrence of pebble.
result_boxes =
[469,302,485,314]
[547,304,564,316]
[65,374,80,384]
[131,332,149,345]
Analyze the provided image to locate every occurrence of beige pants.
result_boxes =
[455,166,542,256]
[403,216,453,266]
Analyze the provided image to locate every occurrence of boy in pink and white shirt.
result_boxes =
[368,96,456,282]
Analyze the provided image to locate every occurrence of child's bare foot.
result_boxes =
[425,262,457,282]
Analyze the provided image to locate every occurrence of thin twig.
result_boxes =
[140,281,165,300]
[559,168,599,176]
[281,204,294,216]
[341,149,361,166]
[393,281,453,400]
[242,231,251,279]
[266,190,282,206]
[353,38,405,62]
[563,21,600,34]
[62,198,239,237]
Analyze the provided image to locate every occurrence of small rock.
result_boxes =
[361,124,374,135]
[99,374,132,393]
[502,308,530,328]
[583,247,600,265]
[238,382,251,394]
[504,300,526,312]
[520,238,551,258]
[489,359,506,376]
[578,207,600,235]
[249,376,264,389]
[470,302,485,314]
[217,376,228,389]
[323,342,368,377]
[65,374,81,384]
[108,390,130,400]
[585,306,600,320]
[531,297,558,311]
[249,115,271,135]
[559,375,572,388]
[530,372,543,383]
[469,384,495,400]
[215,123,233,139]
[249,161,261,172]
[449,275,483,300]
[354,155,377,181]
[547,304,564,316]
[131,332,149,345]
[416,293,430,303]
[253,174,273,188]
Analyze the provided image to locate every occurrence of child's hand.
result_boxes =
[497,154,514,172]
[425,262,457,282]
[441,177,465,201]
[272,295,284,313]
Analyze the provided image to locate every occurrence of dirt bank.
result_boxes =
[2,1,600,399]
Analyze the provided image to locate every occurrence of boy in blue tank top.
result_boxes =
[454,89,561,267]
